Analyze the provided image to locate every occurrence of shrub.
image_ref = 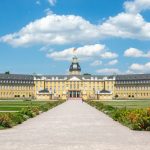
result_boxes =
[87,101,150,131]
[39,105,49,112]
[31,107,40,115]
[0,113,12,128]
[11,113,25,125]
[20,108,34,118]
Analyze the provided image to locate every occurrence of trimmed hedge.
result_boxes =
[87,101,150,131]
[0,101,64,129]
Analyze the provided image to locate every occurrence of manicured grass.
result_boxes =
[0,101,54,111]
[0,101,48,106]
[100,100,150,109]
[0,107,23,111]
[0,100,65,129]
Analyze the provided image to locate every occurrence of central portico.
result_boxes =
[67,76,82,99]
[68,90,81,98]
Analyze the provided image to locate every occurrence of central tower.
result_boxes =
[69,56,81,75]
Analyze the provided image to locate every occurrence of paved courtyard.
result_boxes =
[0,100,150,150]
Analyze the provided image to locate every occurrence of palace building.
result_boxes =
[0,56,150,100]
[0,74,34,99]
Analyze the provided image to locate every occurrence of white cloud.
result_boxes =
[124,0,150,14]
[96,68,120,75]
[129,62,150,73]
[48,0,56,6]
[107,59,118,65]
[39,46,54,52]
[124,47,150,57]
[47,44,117,60]
[126,70,134,74]
[47,44,105,60]
[1,0,150,47]
[101,52,118,59]
[2,12,150,47]
[99,12,150,40]
[90,60,102,66]
[0,14,101,47]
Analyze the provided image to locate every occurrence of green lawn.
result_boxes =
[100,100,150,109]
[0,100,59,112]
[0,100,64,129]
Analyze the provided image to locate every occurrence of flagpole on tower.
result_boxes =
[73,48,77,57]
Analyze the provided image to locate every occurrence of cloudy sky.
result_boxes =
[0,0,150,75]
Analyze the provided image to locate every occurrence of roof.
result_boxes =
[96,89,112,95]
[0,74,34,80]
[39,89,50,94]
[69,62,81,72]
[116,74,150,81]
[2,73,150,81]
[100,89,111,94]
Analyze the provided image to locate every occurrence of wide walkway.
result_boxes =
[0,100,150,150]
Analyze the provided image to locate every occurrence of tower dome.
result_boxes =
[69,56,81,75]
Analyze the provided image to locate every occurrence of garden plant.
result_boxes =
[0,101,64,129]
[87,101,150,131]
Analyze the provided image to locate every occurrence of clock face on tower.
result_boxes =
[69,56,81,74]
[73,64,77,69]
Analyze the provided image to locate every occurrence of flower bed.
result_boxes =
[87,101,150,131]
[0,101,64,129]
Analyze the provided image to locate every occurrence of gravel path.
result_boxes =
[0,100,150,150]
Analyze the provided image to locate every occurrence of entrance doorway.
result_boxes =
[69,91,81,98]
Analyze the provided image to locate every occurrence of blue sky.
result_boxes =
[0,0,150,75]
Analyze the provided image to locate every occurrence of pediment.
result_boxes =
[69,76,81,81]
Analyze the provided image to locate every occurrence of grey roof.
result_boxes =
[69,62,81,72]
[1,73,150,81]
[100,89,111,94]
[116,74,150,81]
[0,74,34,80]
[100,89,111,93]
[96,89,112,94]
[39,89,50,94]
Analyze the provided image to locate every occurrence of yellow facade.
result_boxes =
[0,74,34,99]
[0,85,34,99]
[34,76,115,100]
[115,77,150,100]
[0,58,150,100]
[1,74,150,100]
